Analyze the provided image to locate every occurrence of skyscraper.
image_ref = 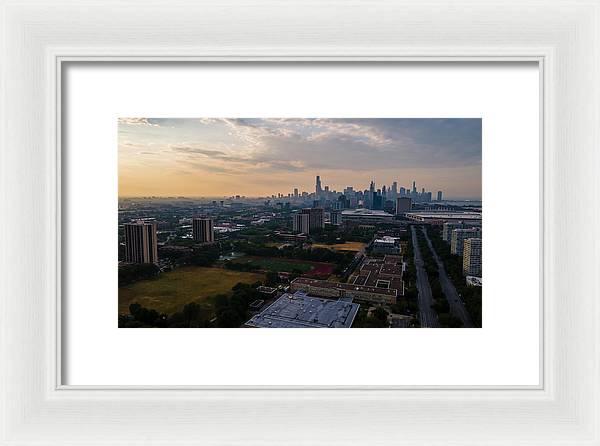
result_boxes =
[124,221,158,264]
[391,182,398,199]
[463,238,482,277]
[294,188,299,197]
[293,213,310,234]
[315,175,322,198]
[437,190,443,201]
[192,217,214,243]
[372,192,383,210]
[412,181,417,194]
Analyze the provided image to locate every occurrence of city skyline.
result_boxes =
[119,118,482,199]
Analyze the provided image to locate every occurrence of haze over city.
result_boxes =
[118,118,482,200]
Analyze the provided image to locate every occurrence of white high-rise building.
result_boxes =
[463,238,482,277]
[293,213,310,234]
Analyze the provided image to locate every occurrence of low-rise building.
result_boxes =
[405,211,482,225]
[371,236,401,255]
[245,291,360,328]
[341,208,394,227]
[291,255,404,306]
[466,276,482,287]
[290,277,398,305]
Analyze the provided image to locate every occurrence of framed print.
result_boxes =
[1,1,599,445]
[61,62,539,387]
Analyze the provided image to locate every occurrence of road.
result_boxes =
[421,227,473,328]
[410,226,440,328]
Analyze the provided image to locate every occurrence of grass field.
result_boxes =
[232,256,334,278]
[311,241,366,252]
[118,266,264,315]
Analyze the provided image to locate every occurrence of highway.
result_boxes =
[421,227,473,328]
[410,226,440,328]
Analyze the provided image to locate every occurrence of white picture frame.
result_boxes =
[1,1,598,444]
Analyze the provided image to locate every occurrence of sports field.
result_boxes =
[118,266,264,314]
[311,241,366,252]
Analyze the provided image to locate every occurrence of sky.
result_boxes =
[118,118,482,200]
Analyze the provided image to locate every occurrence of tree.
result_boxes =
[373,306,388,323]
[182,302,201,327]
[127,302,166,327]
[216,307,243,328]
[265,271,280,287]
[118,263,160,286]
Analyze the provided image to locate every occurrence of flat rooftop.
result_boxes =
[293,277,398,297]
[348,255,404,292]
[245,291,360,328]
[405,212,482,220]
[341,209,393,217]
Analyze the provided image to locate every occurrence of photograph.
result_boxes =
[118,118,482,328]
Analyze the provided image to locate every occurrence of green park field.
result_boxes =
[118,266,264,315]
[232,256,334,278]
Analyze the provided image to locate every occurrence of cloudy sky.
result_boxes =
[118,118,482,199]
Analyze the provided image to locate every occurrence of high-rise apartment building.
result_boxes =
[301,207,325,230]
[463,238,482,277]
[395,197,412,215]
[329,210,341,225]
[293,213,310,234]
[451,228,481,257]
[124,221,158,264]
[442,222,465,241]
[192,217,214,243]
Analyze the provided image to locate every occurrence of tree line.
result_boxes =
[425,226,482,327]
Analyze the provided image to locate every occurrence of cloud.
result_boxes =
[170,145,229,158]
[118,117,161,127]
[169,141,306,173]
[120,118,482,197]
